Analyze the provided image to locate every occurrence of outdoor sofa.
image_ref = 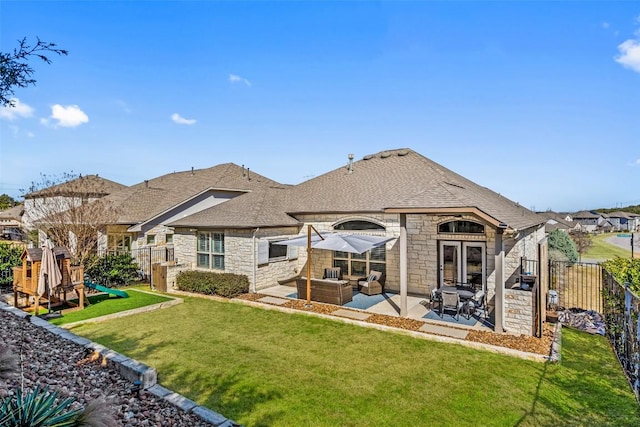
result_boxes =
[296,277,353,305]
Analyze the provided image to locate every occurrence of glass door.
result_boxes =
[439,241,461,286]
[463,242,485,291]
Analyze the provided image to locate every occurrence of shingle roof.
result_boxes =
[24,175,126,199]
[572,210,602,219]
[103,163,283,224]
[168,187,300,229]
[0,204,24,220]
[285,148,542,230]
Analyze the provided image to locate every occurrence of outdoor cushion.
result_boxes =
[367,273,377,283]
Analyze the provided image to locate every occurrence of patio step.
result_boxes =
[332,309,371,321]
[257,296,289,306]
[419,323,469,339]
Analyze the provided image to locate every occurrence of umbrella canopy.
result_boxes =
[275,231,393,254]
[37,239,63,298]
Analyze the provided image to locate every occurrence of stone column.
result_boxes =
[400,213,408,317]
[495,227,505,333]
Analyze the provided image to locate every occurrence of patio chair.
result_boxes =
[465,289,487,319]
[358,270,383,296]
[430,288,441,311]
[440,290,465,320]
[323,267,342,281]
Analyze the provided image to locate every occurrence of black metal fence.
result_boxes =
[602,270,640,402]
[549,260,603,313]
[97,246,174,283]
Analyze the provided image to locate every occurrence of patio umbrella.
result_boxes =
[275,226,393,305]
[37,238,63,315]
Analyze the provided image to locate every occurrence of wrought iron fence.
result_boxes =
[97,246,174,284]
[602,269,640,402]
[549,260,603,313]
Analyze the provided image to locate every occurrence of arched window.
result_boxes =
[438,220,485,234]
[334,220,385,231]
[333,220,386,277]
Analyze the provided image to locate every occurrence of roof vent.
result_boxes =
[380,151,391,159]
[363,154,374,160]
[398,150,409,156]
[191,166,194,175]
[347,153,354,173]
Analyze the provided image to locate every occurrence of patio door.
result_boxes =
[439,241,485,289]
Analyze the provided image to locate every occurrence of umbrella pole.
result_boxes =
[306,224,312,307]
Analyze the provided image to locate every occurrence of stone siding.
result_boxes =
[504,288,534,336]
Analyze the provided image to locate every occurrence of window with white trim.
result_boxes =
[107,233,132,253]
[197,232,225,270]
[333,246,386,278]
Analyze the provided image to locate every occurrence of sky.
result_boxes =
[1,1,639,213]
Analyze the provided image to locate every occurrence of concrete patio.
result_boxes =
[258,284,495,334]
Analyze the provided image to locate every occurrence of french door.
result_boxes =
[438,241,485,290]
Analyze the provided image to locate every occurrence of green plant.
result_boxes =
[0,242,23,286]
[548,229,578,264]
[602,257,640,292]
[84,253,138,287]
[176,270,249,297]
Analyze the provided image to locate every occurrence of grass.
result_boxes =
[49,288,172,325]
[582,233,635,260]
[71,295,640,426]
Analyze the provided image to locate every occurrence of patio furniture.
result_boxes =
[358,270,384,296]
[465,289,487,319]
[296,277,353,305]
[323,267,342,280]
[430,288,442,311]
[440,290,465,320]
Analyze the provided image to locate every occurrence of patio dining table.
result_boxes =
[437,286,474,301]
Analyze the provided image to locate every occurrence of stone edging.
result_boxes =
[549,322,562,363]
[0,301,238,427]
[231,297,555,363]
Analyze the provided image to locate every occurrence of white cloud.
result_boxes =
[44,104,89,128]
[229,74,252,87]
[0,98,34,121]
[602,22,610,29]
[615,39,640,72]
[171,113,196,125]
[615,15,640,73]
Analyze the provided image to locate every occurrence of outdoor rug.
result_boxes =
[344,292,393,310]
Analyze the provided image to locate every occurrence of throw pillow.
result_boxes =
[367,273,377,283]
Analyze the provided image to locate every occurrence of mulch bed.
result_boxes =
[236,293,555,356]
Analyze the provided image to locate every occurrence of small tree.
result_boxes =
[548,229,579,264]
[0,242,23,287]
[0,194,18,210]
[570,230,592,262]
[1,37,67,107]
[22,172,121,266]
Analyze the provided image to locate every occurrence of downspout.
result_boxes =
[252,228,260,293]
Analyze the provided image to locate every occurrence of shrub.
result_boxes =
[84,253,138,287]
[176,270,249,298]
[548,230,578,264]
[602,256,640,292]
[0,242,23,286]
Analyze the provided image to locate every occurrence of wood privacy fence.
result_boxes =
[602,270,640,402]
[548,260,603,313]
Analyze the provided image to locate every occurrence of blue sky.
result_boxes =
[1,1,639,213]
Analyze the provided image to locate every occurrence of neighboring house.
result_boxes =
[0,204,25,241]
[537,211,578,234]
[22,174,126,232]
[571,211,603,233]
[606,211,635,232]
[108,148,545,336]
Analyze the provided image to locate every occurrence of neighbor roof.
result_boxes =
[24,175,126,199]
[0,204,24,220]
[285,148,543,230]
[572,210,602,219]
[102,163,284,225]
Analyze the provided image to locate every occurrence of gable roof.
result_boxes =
[572,210,602,219]
[285,148,542,230]
[606,211,634,219]
[102,163,283,225]
[0,204,24,220]
[168,186,300,229]
[24,175,126,199]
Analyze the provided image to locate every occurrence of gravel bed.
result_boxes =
[0,310,215,426]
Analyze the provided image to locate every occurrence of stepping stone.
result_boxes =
[332,309,371,321]
[257,296,289,306]
[419,323,469,339]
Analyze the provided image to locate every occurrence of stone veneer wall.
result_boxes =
[504,288,534,335]
[171,226,299,291]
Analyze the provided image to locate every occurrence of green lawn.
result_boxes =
[582,233,634,260]
[50,288,172,325]
[72,296,639,426]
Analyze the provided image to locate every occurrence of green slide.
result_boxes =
[84,281,129,298]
